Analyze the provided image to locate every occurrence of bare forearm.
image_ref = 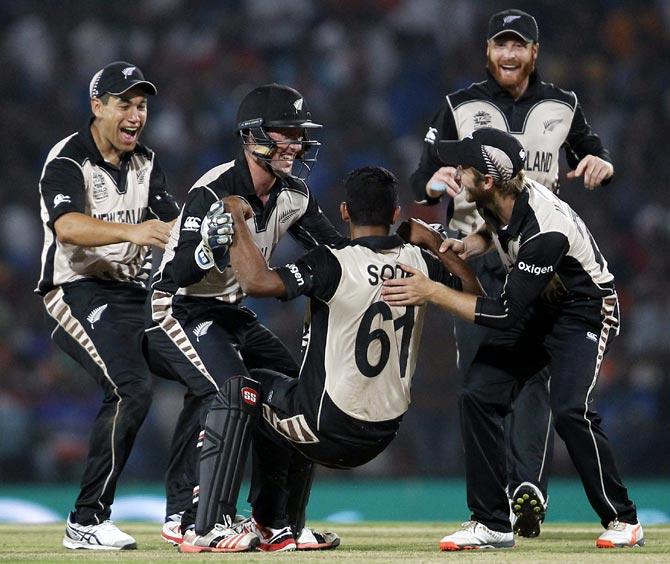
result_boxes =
[429,282,478,322]
[228,210,284,297]
[55,213,135,246]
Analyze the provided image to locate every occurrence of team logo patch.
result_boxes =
[473,111,492,128]
[279,208,300,224]
[293,98,304,111]
[543,118,563,134]
[182,216,202,232]
[193,320,213,342]
[122,66,137,79]
[241,387,257,406]
[92,171,108,201]
[586,331,598,343]
[136,168,147,184]
[503,15,522,25]
[53,193,71,208]
[86,304,108,329]
[424,126,437,144]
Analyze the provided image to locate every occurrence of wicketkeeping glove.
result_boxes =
[203,200,234,250]
[194,201,235,272]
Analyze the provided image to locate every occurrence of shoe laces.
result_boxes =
[606,519,627,531]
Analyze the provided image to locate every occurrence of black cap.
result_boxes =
[236,83,321,131]
[488,9,539,43]
[89,61,157,99]
[437,128,526,182]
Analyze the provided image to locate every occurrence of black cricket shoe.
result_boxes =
[510,482,547,538]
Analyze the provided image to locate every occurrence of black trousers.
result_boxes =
[460,298,637,532]
[454,251,553,497]
[246,369,394,528]
[145,292,298,519]
[44,281,153,526]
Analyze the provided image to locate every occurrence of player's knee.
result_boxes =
[551,403,580,431]
[118,378,153,413]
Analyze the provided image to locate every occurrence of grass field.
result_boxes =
[0,522,668,563]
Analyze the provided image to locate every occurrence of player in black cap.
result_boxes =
[410,8,616,538]
[387,128,642,551]
[145,83,347,552]
[37,60,179,550]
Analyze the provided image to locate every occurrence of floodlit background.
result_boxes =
[0,0,668,522]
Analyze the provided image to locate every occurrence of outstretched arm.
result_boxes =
[224,196,287,298]
[397,218,483,296]
[381,263,478,322]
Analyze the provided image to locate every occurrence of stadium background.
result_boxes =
[0,0,668,523]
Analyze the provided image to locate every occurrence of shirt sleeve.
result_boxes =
[420,249,463,291]
[39,158,86,227]
[563,101,614,185]
[409,101,459,205]
[288,188,348,250]
[275,245,342,302]
[474,232,569,329]
[147,156,180,221]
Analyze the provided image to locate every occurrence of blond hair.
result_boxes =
[472,168,527,196]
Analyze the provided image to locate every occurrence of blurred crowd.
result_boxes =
[1,0,669,484]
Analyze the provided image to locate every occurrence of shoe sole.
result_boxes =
[512,485,545,538]
[596,539,645,548]
[297,538,341,550]
[63,537,137,550]
[440,541,515,551]
[259,540,296,552]
[179,536,260,553]
[160,531,183,546]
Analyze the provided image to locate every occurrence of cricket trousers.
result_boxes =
[460,295,637,532]
[454,251,553,497]
[247,368,395,529]
[145,291,299,522]
[44,280,153,525]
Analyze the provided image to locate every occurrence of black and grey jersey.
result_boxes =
[275,235,461,443]
[36,123,179,295]
[153,155,346,301]
[411,70,612,234]
[474,178,615,331]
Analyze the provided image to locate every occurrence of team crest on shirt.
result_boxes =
[279,208,300,224]
[543,118,563,134]
[92,171,108,201]
[473,111,492,128]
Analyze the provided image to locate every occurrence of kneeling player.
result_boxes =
[179,166,481,552]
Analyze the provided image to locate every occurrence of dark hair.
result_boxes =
[344,166,399,226]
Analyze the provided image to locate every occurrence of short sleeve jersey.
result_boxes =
[275,234,460,442]
[36,123,178,294]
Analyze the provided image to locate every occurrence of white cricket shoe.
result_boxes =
[179,523,259,553]
[439,521,514,551]
[235,517,296,552]
[62,513,137,550]
[161,513,183,545]
[296,526,340,550]
[596,520,644,548]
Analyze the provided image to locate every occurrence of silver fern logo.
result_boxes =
[543,118,562,134]
[193,321,213,342]
[86,304,108,329]
[279,208,300,224]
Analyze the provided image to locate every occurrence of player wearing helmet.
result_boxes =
[145,84,347,552]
